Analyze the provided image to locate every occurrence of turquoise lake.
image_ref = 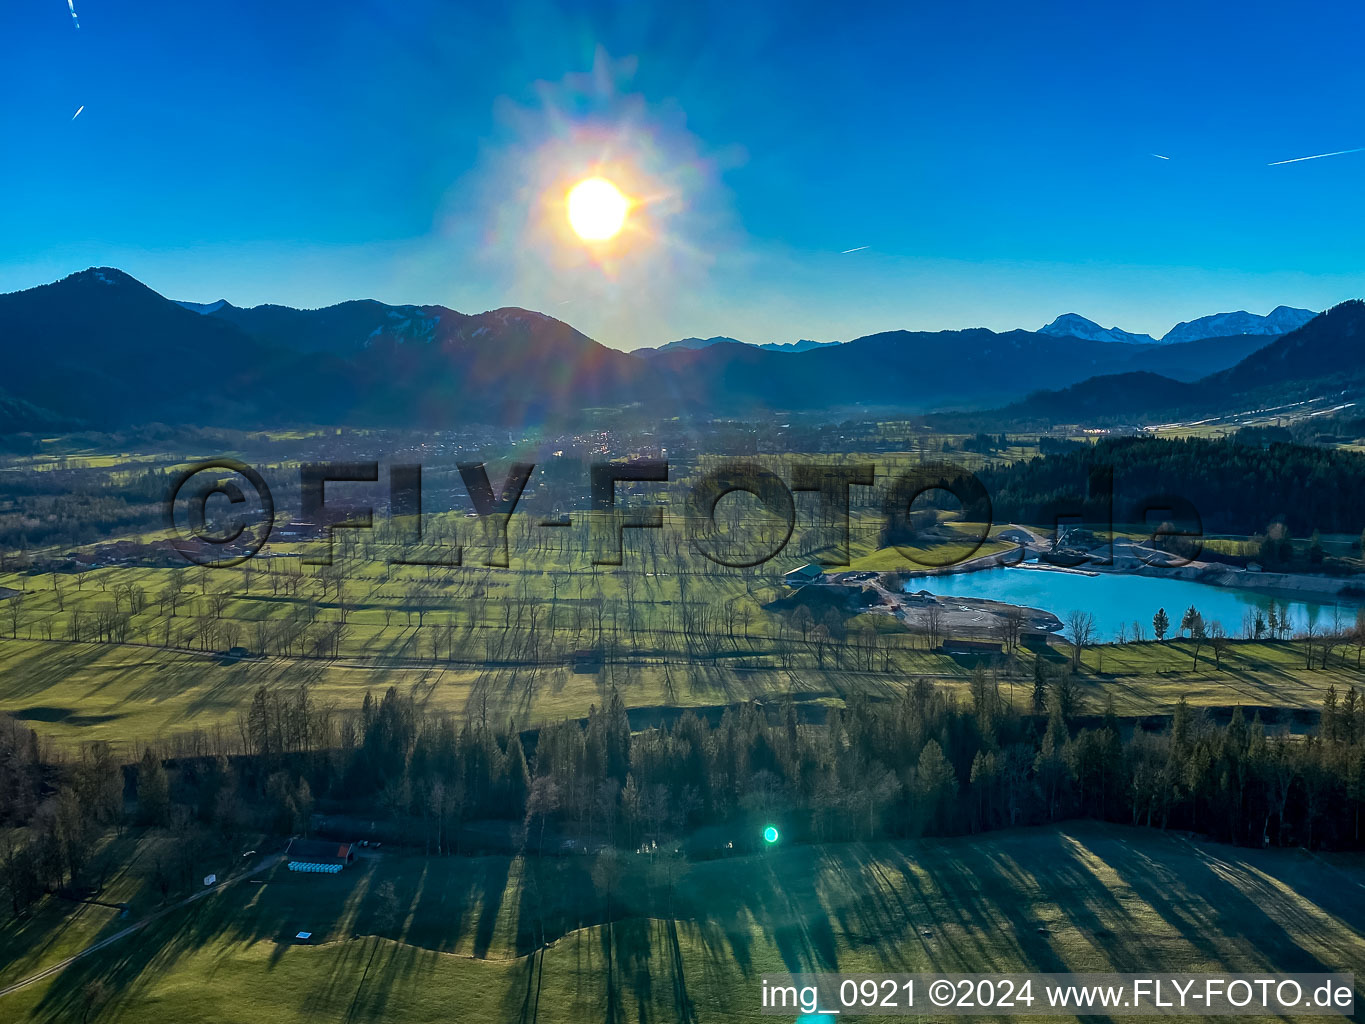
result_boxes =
[908,565,1359,640]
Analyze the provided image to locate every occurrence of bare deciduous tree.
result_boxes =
[1065,609,1096,670]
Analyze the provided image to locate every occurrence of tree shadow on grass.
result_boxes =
[22,824,1365,1023]
[1090,830,1362,971]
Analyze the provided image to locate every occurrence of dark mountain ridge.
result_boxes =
[642,325,1278,414]
[0,268,1320,430]
[0,268,270,425]
[954,301,1365,427]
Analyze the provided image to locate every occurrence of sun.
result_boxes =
[566,177,630,242]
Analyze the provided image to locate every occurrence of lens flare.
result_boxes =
[567,177,629,241]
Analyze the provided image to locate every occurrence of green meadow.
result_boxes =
[1,823,1360,1022]
[0,590,1352,753]
[0,500,1356,750]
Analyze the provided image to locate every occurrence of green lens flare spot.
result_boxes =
[763,826,780,844]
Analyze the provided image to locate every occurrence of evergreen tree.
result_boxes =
[1034,708,1069,820]
[1180,605,1200,637]
[136,748,169,826]
[1153,608,1170,642]
[969,749,999,830]
[1051,669,1083,721]
[914,740,958,834]
[503,732,530,817]
[604,688,631,783]
[1323,685,1340,745]
[1031,657,1049,715]
[1171,696,1193,755]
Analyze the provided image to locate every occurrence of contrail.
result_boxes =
[840,245,869,254]
[67,0,80,28]
[1151,153,1170,160]
[1267,147,1365,166]
[71,105,84,120]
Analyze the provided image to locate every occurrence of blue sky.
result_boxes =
[3,0,1365,348]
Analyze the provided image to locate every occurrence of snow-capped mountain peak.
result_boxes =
[633,336,842,356]
[1041,306,1320,346]
[1159,306,1317,345]
[1039,314,1156,345]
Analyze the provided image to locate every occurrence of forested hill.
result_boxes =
[1209,298,1365,395]
[951,301,1365,428]
[957,435,1365,537]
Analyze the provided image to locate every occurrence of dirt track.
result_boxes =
[830,567,1061,641]
[832,524,1062,640]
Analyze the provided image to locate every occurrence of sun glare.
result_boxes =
[567,176,629,241]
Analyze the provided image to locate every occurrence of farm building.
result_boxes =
[286,839,356,874]
[278,521,323,539]
[782,563,825,587]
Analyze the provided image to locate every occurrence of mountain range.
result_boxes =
[0,268,1348,430]
[1038,306,1316,346]
[634,336,842,356]
[970,300,1365,427]
[637,307,1316,354]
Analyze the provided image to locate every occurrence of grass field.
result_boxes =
[2,540,1359,752]
[1,625,1357,752]
[4,435,1358,751]
[0,830,259,992]
[1,823,1360,1022]
[0,469,1358,754]
[2,443,1363,1024]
